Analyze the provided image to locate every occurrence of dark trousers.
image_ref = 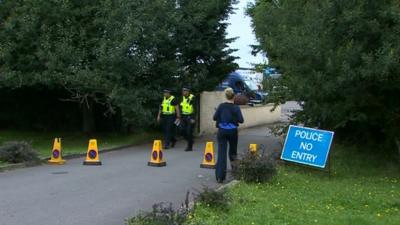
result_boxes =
[180,115,194,148]
[161,114,176,147]
[216,128,238,181]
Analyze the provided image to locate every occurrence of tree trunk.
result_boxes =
[82,98,95,134]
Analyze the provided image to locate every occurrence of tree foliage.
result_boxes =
[176,0,237,91]
[248,0,400,145]
[0,0,237,131]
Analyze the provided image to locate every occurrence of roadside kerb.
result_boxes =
[0,142,153,172]
[184,179,240,211]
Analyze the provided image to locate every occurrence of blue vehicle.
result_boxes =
[216,72,266,103]
[264,67,281,79]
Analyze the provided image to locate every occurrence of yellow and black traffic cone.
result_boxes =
[249,143,258,155]
[83,139,102,165]
[48,138,66,165]
[200,141,216,169]
[148,140,166,167]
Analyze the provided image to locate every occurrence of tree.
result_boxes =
[248,0,400,147]
[0,0,237,132]
[175,0,238,92]
[0,0,120,132]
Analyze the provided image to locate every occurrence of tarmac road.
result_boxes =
[0,125,281,225]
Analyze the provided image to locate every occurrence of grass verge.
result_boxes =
[0,130,159,160]
[187,145,400,225]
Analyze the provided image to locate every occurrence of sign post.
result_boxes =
[281,125,334,168]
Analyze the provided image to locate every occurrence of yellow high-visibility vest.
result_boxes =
[181,94,194,115]
[162,96,176,115]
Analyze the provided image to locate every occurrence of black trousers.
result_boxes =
[161,114,176,147]
[180,115,194,148]
[216,128,238,181]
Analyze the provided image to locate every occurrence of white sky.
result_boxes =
[226,0,267,68]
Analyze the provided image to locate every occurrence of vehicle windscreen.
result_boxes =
[244,80,258,91]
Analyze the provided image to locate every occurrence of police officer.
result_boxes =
[157,89,180,149]
[180,86,196,151]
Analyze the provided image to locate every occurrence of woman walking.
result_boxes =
[213,88,244,183]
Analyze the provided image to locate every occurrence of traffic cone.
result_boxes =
[48,138,66,165]
[83,139,102,165]
[200,141,216,169]
[249,143,258,154]
[148,140,166,167]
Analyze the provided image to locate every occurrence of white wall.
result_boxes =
[199,91,281,134]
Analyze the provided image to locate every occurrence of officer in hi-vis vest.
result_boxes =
[157,89,181,149]
[180,86,196,151]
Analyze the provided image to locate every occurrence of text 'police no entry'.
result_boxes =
[281,125,334,168]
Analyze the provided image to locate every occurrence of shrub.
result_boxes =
[196,187,229,210]
[0,141,40,164]
[126,202,188,225]
[249,0,400,148]
[232,152,277,183]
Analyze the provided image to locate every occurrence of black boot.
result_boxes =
[171,139,176,148]
[185,142,193,151]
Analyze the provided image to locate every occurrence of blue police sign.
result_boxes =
[281,125,334,168]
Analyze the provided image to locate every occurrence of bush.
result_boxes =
[126,202,188,225]
[196,187,229,210]
[248,0,400,148]
[232,152,277,183]
[0,141,40,164]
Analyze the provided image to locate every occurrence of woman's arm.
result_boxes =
[213,105,220,121]
[236,106,244,124]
